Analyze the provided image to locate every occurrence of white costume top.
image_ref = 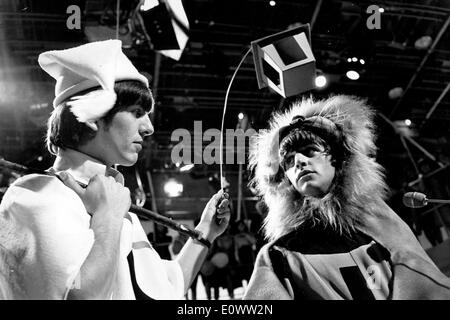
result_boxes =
[0,149,184,300]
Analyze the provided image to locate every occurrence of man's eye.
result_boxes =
[305,147,316,156]
[304,146,321,157]
[133,109,144,118]
[283,155,295,168]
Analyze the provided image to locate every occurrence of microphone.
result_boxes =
[403,192,450,208]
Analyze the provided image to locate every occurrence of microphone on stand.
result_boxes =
[403,192,450,208]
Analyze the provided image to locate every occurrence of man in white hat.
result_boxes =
[0,40,230,299]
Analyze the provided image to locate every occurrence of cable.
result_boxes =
[219,47,252,189]
[116,0,121,39]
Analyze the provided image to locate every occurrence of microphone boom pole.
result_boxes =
[0,158,206,242]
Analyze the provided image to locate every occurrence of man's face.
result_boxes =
[282,142,335,198]
[94,105,154,166]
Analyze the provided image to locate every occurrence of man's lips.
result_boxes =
[297,170,315,182]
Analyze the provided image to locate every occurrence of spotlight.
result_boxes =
[315,75,327,88]
[163,179,183,197]
[405,119,412,126]
[379,7,385,13]
[388,87,404,99]
[347,58,352,63]
[352,57,358,62]
[139,0,189,61]
[415,36,432,50]
[238,112,244,120]
[359,59,365,65]
[180,164,194,172]
[346,70,360,80]
[269,1,276,6]
[175,162,181,168]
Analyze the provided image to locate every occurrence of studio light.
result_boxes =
[251,24,316,98]
[163,178,183,197]
[180,164,194,172]
[238,112,244,120]
[388,87,404,99]
[315,74,327,88]
[346,70,360,80]
[269,1,276,6]
[139,0,189,61]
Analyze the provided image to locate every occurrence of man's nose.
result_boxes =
[140,114,154,137]
[295,153,308,169]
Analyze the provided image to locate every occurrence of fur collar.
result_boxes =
[249,95,388,241]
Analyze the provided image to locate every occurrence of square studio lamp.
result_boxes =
[251,24,316,98]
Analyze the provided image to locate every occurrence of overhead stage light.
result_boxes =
[315,74,327,88]
[139,0,189,61]
[252,24,316,98]
[163,178,183,197]
[180,164,194,172]
[346,70,360,80]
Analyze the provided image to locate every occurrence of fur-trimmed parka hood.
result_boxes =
[249,95,389,241]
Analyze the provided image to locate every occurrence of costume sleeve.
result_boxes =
[129,213,185,299]
[358,203,450,299]
[0,174,95,299]
[161,259,185,298]
[243,245,294,300]
[390,250,450,299]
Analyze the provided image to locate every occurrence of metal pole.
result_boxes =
[310,0,323,31]
[421,82,450,128]
[378,112,444,166]
[390,14,450,118]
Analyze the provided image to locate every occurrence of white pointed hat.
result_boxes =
[38,40,149,125]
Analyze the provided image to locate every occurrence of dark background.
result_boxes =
[0,0,449,253]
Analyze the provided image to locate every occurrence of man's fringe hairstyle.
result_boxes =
[248,95,389,241]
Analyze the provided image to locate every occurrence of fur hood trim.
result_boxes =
[249,95,388,241]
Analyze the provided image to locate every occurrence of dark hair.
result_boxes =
[46,80,153,155]
[279,128,347,170]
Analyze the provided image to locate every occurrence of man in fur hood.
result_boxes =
[244,95,450,300]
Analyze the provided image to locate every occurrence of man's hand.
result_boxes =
[59,171,131,299]
[195,190,231,242]
[59,171,131,229]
